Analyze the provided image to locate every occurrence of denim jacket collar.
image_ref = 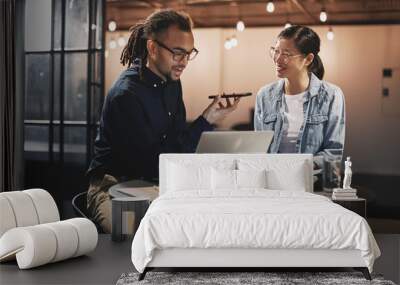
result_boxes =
[271,72,322,103]
[308,73,323,99]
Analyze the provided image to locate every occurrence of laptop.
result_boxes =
[195,131,274,153]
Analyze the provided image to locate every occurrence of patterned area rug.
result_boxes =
[116,271,396,285]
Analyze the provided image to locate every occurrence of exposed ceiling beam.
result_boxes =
[107,0,400,29]
[290,0,319,23]
[140,0,163,8]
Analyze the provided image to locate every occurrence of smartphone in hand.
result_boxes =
[208,92,252,99]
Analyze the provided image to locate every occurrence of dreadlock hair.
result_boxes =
[120,9,193,79]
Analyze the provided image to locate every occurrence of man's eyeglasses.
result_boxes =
[269,46,303,64]
[154,40,199,62]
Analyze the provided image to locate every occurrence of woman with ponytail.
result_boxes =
[254,26,345,161]
[87,9,240,233]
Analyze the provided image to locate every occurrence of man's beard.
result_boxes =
[165,68,182,82]
[156,64,175,82]
[165,71,175,82]
[157,62,184,82]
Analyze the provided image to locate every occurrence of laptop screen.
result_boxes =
[195,131,274,153]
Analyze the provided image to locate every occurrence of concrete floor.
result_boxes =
[1,234,399,285]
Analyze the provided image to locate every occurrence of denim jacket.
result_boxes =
[254,73,345,159]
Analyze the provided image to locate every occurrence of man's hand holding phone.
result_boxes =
[202,95,241,124]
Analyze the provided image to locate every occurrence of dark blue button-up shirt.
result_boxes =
[87,64,213,181]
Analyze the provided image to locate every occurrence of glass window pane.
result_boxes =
[64,127,87,164]
[25,54,50,120]
[65,53,88,121]
[95,0,103,49]
[65,0,89,50]
[53,0,62,50]
[24,126,49,161]
[53,126,87,164]
[53,126,60,161]
[25,0,52,51]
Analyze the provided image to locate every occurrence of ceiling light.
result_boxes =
[236,20,245,32]
[117,35,126,47]
[266,1,275,13]
[109,39,117,49]
[108,20,117,32]
[320,9,327,22]
[327,27,334,41]
[230,36,238,47]
[224,39,233,50]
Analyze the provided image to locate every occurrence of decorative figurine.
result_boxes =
[342,156,353,189]
[332,157,357,200]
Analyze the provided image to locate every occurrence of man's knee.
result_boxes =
[87,174,118,233]
[95,198,112,233]
[88,174,117,202]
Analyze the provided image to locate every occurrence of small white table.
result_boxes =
[109,179,157,199]
[109,180,159,242]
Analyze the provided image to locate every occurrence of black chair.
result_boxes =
[72,191,103,233]
[72,191,104,234]
[72,191,91,219]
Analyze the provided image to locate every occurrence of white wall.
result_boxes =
[105,25,400,175]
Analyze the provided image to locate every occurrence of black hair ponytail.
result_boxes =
[278,25,325,80]
[309,54,324,80]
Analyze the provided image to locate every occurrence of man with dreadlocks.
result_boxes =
[86,9,240,233]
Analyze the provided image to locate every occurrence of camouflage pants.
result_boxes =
[87,174,118,234]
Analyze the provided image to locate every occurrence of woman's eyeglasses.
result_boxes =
[269,46,303,64]
[154,40,199,62]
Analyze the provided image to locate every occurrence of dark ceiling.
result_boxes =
[106,0,400,30]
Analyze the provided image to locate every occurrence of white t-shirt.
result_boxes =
[278,91,306,153]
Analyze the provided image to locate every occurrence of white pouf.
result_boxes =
[0,196,17,237]
[0,218,98,269]
[0,189,98,269]
[24,188,60,224]
[1,191,40,227]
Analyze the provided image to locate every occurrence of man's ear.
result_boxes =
[305,53,314,67]
[147,39,157,59]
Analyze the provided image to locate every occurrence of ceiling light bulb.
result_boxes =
[327,27,334,41]
[224,39,233,50]
[117,36,126,47]
[236,20,245,32]
[266,1,275,13]
[320,9,327,22]
[230,36,238,47]
[108,20,117,32]
[109,39,117,49]
[284,22,291,29]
